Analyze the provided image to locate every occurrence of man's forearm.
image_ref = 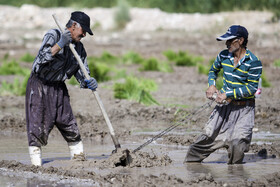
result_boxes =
[51,44,62,56]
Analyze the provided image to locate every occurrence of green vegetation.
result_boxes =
[197,63,209,75]
[274,59,280,67]
[114,76,159,105]
[114,0,131,29]
[139,58,173,72]
[197,58,215,75]
[0,60,30,75]
[0,59,31,96]
[99,51,120,64]
[20,53,35,63]
[163,50,177,62]
[196,58,224,90]
[122,51,144,65]
[88,61,111,82]
[3,0,280,16]
[3,53,10,61]
[0,73,30,96]
[261,72,271,88]
[67,76,79,85]
[87,52,129,82]
[215,76,224,90]
[163,50,204,67]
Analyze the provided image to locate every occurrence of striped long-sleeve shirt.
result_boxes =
[32,29,90,87]
[208,49,262,100]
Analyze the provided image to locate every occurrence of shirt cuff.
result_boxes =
[225,90,234,98]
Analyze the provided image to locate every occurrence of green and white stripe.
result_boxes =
[208,49,262,100]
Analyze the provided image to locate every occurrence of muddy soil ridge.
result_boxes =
[1,4,280,187]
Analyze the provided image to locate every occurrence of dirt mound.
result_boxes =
[106,172,219,187]
[0,114,26,135]
[0,160,220,186]
[163,134,197,146]
[98,149,172,168]
[55,149,172,170]
[0,160,97,179]
[250,142,280,158]
[255,103,280,131]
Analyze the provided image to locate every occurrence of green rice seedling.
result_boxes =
[88,61,111,82]
[163,49,178,62]
[3,53,9,60]
[114,0,131,29]
[20,53,35,63]
[261,72,271,87]
[197,57,217,75]
[114,76,159,105]
[216,77,224,90]
[111,69,127,80]
[0,73,30,96]
[99,51,120,64]
[274,59,280,67]
[208,58,215,66]
[139,58,173,72]
[67,76,79,86]
[180,51,203,66]
[197,63,209,75]
[167,50,204,66]
[0,60,30,75]
[122,51,144,64]
[139,58,160,71]
[159,61,173,73]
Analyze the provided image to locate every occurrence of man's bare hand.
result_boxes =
[206,85,218,100]
[215,92,227,104]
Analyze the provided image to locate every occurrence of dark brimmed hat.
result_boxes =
[71,11,93,35]
[216,25,248,41]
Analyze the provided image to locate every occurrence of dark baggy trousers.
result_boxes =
[25,74,81,147]
[185,102,255,164]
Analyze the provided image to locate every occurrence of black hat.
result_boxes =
[216,25,248,41]
[71,11,93,35]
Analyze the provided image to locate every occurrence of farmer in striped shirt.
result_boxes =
[185,25,262,164]
[26,11,98,166]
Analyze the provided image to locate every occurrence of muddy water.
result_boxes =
[0,133,280,186]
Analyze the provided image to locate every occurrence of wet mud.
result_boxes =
[1,6,280,187]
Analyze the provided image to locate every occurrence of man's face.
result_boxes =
[70,22,86,42]
[225,37,242,53]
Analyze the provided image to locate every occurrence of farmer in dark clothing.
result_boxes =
[184,25,262,164]
[26,11,97,166]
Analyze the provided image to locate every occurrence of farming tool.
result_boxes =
[132,93,228,153]
[52,14,121,152]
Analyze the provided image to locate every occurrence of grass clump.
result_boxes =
[99,51,120,64]
[114,0,131,29]
[114,76,159,105]
[197,58,215,75]
[163,50,204,67]
[197,63,209,75]
[139,58,173,72]
[139,58,160,71]
[0,60,30,75]
[163,50,178,62]
[88,61,111,82]
[20,53,35,63]
[273,59,280,67]
[0,73,30,96]
[261,72,271,87]
[67,76,79,86]
[122,51,144,65]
